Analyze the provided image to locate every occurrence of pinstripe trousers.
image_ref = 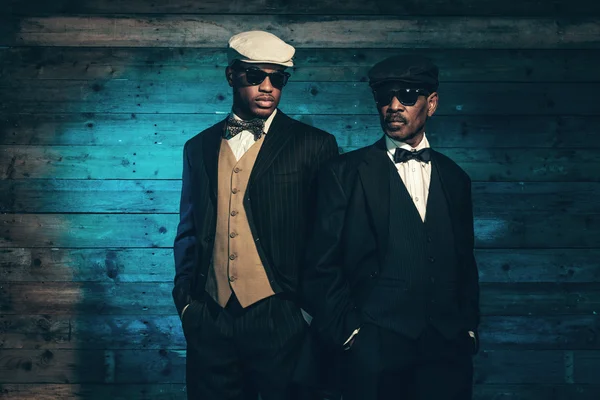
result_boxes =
[182,292,310,400]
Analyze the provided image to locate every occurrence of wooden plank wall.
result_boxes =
[1,0,600,398]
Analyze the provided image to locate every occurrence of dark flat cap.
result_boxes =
[368,55,439,91]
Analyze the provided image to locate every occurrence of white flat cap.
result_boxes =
[227,31,295,68]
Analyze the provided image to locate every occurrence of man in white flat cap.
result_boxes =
[172,30,339,400]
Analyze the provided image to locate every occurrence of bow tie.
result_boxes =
[226,115,266,140]
[393,148,432,163]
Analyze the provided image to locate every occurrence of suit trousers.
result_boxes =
[341,324,474,400]
[183,292,310,400]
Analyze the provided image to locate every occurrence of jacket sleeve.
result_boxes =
[172,142,196,316]
[302,162,362,348]
[460,178,480,335]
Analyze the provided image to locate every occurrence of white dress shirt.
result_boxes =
[385,133,432,222]
[226,109,278,161]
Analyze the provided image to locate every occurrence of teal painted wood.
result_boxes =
[2,146,598,181]
[2,282,600,316]
[2,181,598,214]
[2,384,600,400]
[1,214,599,249]
[3,48,600,82]
[2,81,599,115]
[5,0,600,16]
[2,248,600,283]
[3,113,599,149]
[1,348,599,384]
[1,16,599,48]
[2,314,599,350]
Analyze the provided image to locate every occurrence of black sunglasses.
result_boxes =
[234,66,291,89]
[373,88,430,106]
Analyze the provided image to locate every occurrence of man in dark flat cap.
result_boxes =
[172,30,338,400]
[302,55,480,399]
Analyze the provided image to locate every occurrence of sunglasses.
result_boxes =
[234,66,291,89]
[373,88,430,106]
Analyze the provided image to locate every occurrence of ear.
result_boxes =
[226,66,234,87]
[427,92,439,117]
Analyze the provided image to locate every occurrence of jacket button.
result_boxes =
[232,188,239,194]
[234,167,241,173]
[370,271,378,278]
[229,232,237,238]
[229,254,237,260]
[429,256,435,262]
[230,210,238,216]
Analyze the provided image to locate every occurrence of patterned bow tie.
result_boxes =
[225,115,266,140]
[394,148,432,163]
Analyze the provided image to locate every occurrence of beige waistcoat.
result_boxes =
[205,137,275,308]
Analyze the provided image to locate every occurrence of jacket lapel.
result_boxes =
[358,138,391,261]
[249,110,295,184]
[202,120,227,203]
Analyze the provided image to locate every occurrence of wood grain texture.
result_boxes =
[1,384,599,400]
[3,48,600,82]
[2,314,599,350]
[1,80,598,115]
[1,212,599,249]
[3,113,599,149]
[2,282,599,316]
[1,348,598,383]
[2,181,598,215]
[5,0,600,16]
[0,214,176,248]
[3,248,599,284]
[1,146,598,181]
[1,16,599,48]
[0,248,174,282]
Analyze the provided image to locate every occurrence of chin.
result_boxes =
[251,106,276,118]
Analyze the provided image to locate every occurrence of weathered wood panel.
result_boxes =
[0,383,189,400]
[2,81,599,116]
[6,383,598,400]
[2,384,600,400]
[5,0,600,16]
[2,146,599,181]
[2,113,599,149]
[0,248,174,283]
[1,348,598,383]
[2,282,599,316]
[475,249,600,284]
[1,16,599,48]
[2,314,599,350]
[0,180,182,214]
[3,48,600,83]
[0,214,176,248]
[2,213,599,249]
[2,248,599,284]
[0,282,177,315]
[2,181,598,215]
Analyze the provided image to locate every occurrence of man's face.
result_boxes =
[374,84,438,143]
[226,62,287,119]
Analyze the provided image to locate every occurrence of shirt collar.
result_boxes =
[230,108,278,135]
[385,132,430,154]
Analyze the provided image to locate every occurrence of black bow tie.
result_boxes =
[226,115,266,140]
[393,148,432,163]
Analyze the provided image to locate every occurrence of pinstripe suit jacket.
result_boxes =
[172,110,339,315]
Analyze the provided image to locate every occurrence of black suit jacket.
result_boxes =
[302,138,480,348]
[172,110,339,315]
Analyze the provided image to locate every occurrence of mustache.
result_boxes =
[385,112,407,123]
